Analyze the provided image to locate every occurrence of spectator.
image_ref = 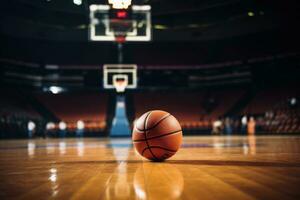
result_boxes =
[27,121,36,138]
[224,117,232,135]
[212,119,223,135]
[247,117,256,135]
[59,121,67,138]
[76,120,85,138]
[45,122,56,138]
[241,115,247,134]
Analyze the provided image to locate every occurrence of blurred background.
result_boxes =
[0,0,299,138]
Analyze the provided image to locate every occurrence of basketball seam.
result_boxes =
[141,146,177,156]
[143,111,159,160]
[136,113,171,132]
[133,130,182,142]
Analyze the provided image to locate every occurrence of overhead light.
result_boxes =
[76,24,87,29]
[49,86,63,94]
[154,24,168,30]
[290,97,297,106]
[248,12,255,17]
[108,0,132,9]
[73,0,82,6]
[188,24,199,28]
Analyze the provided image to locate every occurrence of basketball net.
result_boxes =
[113,78,128,93]
[115,35,126,43]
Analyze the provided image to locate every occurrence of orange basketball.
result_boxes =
[132,110,183,161]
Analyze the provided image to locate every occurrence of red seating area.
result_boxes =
[206,89,245,119]
[263,100,300,133]
[133,88,300,134]
[0,89,41,138]
[242,86,299,115]
[1,87,299,136]
[133,89,244,130]
[134,91,208,130]
[134,91,205,120]
[36,92,109,131]
[0,89,40,120]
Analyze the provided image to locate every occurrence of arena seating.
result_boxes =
[134,91,205,120]
[205,89,245,119]
[240,85,299,133]
[0,89,41,138]
[133,87,299,134]
[0,89,41,119]
[133,89,245,132]
[242,86,298,115]
[36,92,109,132]
[263,99,300,133]
[1,86,299,137]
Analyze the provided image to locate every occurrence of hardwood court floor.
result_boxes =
[1,135,300,200]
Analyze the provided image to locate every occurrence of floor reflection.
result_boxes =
[59,141,66,155]
[104,139,184,199]
[248,135,256,155]
[49,168,59,197]
[27,140,35,158]
[134,163,184,200]
[243,135,257,155]
[76,140,85,157]
[104,139,133,199]
[46,141,55,154]
[109,138,131,161]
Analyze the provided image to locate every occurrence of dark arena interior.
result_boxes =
[1,0,300,200]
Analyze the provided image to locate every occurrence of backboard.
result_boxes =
[103,64,137,92]
[89,5,151,42]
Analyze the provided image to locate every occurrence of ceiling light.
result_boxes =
[154,25,168,30]
[49,86,63,94]
[188,24,199,28]
[248,12,255,17]
[73,0,82,6]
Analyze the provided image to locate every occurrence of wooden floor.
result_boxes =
[1,135,300,200]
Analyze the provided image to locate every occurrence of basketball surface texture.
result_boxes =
[132,110,182,161]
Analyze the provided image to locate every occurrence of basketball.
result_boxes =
[132,110,183,161]
[2,0,300,199]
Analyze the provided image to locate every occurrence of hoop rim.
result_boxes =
[113,75,128,92]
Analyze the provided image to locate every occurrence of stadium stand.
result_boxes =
[133,89,246,133]
[242,86,299,115]
[205,89,245,119]
[133,90,209,132]
[263,97,300,133]
[0,88,42,138]
[35,91,109,133]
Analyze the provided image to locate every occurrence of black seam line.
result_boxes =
[143,111,159,160]
[141,146,177,155]
[133,130,182,142]
[136,114,171,132]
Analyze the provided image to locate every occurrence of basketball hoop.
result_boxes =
[113,75,128,93]
[115,35,126,43]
